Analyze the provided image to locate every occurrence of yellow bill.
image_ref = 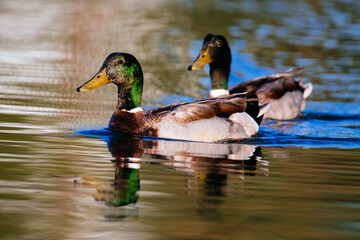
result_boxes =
[186,48,213,71]
[77,67,110,92]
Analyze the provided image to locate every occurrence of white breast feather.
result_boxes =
[155,116,250,142]
[264,91,304,120]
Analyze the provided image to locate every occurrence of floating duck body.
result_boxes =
[187,34,312,120]
[77,52,270,142]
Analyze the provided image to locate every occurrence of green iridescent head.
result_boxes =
[77,52,144,110]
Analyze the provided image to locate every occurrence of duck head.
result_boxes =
[187,34,231,70]
[187,34,231,91]
[77,52,144,110]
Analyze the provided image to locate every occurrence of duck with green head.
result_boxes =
[77,52,270,142]
[187,34,313,120]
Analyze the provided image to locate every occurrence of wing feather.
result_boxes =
[229,68,305,99]
[145,93,255,124]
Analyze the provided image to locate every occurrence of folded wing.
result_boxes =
[145,93,258,124]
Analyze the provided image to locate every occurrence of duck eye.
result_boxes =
[117,59,124,65]
[216,40,222,46]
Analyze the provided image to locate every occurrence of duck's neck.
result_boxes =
[209,63,230,91]
[116,78,143,111]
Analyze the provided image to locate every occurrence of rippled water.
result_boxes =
[0,0,359,239]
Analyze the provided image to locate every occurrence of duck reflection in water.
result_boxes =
[181,145,263,220]
[93,137,154,218]
[77,134,266,219]
[75,136,154,219]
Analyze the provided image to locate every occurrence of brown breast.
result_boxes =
[109,109,158,137]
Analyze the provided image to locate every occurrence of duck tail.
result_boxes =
[243,93,266,126]
[284,67,304,74]
[257,102,271,118]
[301,82,313,99]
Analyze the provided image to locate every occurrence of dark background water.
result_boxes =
[0,0,359,239]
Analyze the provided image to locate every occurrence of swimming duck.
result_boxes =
[77,52,270,142]
[187,34,313,120]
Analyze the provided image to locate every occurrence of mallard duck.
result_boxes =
[187,34,313,120]
[77,52,270,142]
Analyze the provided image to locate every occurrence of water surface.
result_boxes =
[0,0,359,239]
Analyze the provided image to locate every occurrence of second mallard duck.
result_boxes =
[77,52,270,142]
[187,34,313,120]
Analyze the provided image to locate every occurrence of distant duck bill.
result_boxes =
[77,67,110,92]
[187,48,213,71]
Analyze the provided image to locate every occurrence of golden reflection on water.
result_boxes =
[0,129,359,239]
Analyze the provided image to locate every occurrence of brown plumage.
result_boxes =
[145,93,252,124]
[229,68,305,100]
[108,92,264,140]
[109,109,159,136]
